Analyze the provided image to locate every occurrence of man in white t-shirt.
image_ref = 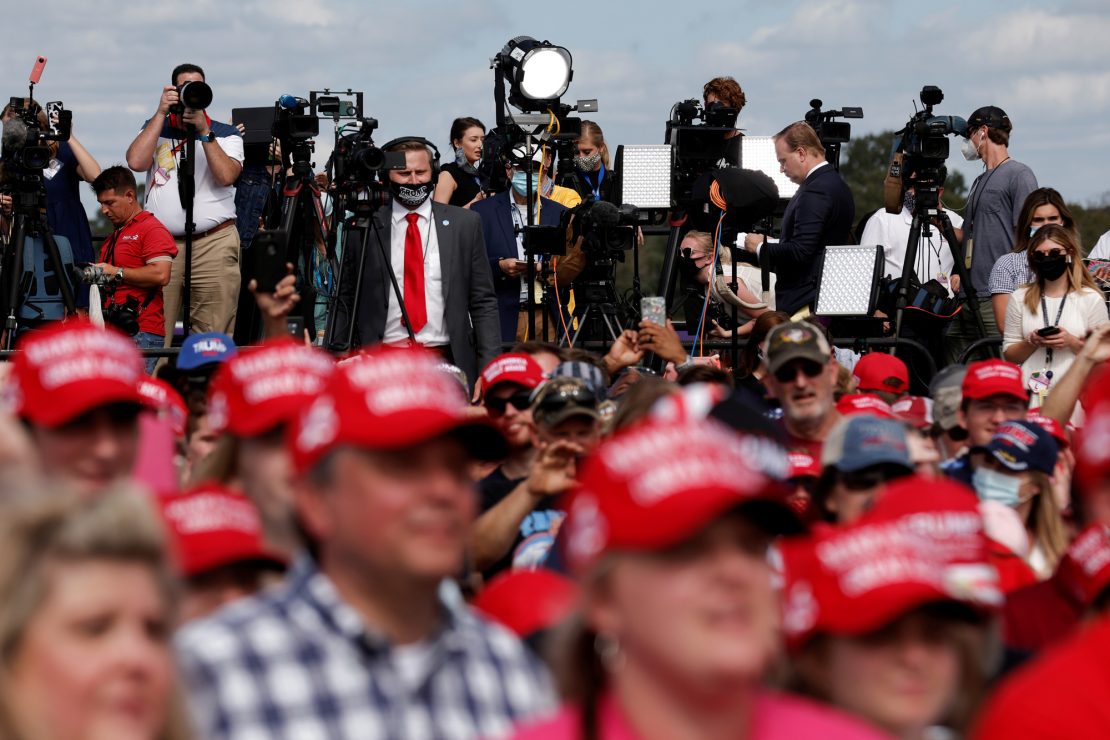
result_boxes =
[861,186,964,293]
[126,63,244,343]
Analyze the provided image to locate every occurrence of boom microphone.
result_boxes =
[1,118,28,155]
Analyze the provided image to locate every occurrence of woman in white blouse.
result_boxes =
[1004,224,1109,404]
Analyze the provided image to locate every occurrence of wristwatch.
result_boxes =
[116,267,124,282]
[197,132,214,143]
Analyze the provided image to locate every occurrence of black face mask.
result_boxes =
[1033,254,1068,281]
[389,180,434,208]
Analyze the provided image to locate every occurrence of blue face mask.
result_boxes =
[1029,226,1040,238]
[972,466,1023,508]
[510,171,535,198]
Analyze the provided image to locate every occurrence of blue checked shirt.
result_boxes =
[176,557,556,740]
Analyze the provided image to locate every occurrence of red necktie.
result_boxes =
[403,212,428,335]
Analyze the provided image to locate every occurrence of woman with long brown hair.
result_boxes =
[988,187,1077,327]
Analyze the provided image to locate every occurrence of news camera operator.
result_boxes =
[1,99,101,303]
[703,76,747,166]
[88,166,177,373]
[742,122,855,315]
[125,63,244,343]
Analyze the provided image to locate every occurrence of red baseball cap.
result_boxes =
[1026,410,1070,450]
[138,377,188,437]
[160,483,287,578]
[853,353,909,395]
[288,345,507,473]
[563,417,798,574]
[787,451,821,480]
[779,475,1002,650]
[892,395,933,430]
[6,320,144,427]
[835,393,895,419]
[472,570,579,638]
[207,339,335,438]
[962,359,1028,402]
[480,353,545,398]
[1055,524,1110,609]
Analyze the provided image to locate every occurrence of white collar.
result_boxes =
[804,160,828,180]
[391,196,433,224]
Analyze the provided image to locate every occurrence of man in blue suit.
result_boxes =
[742,122,855,316]
[472,143,568,342]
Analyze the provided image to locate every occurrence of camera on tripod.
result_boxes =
[330,118,405,198]
[885,85,967,213]
[1,96,71,172]
[664,98,739,205]
[570,200,638,263]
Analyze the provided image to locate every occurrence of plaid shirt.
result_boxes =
[176,557,556,740]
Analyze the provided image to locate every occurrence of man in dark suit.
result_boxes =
[742,121,855,315]
[471,143,568,342]
[329,139,500,385]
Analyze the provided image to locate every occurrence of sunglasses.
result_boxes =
[1032,249,1066,261]
[839,468,892,491]
[773,359,824,383]
[485,391,532,415]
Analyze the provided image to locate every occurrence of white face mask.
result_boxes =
[961,129,983,162]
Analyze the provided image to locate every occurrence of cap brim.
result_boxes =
[28,385,144,428]
[767,349,826,375]
[349,413,508,462]
[537,406,600,428]
[971,444,1030,473]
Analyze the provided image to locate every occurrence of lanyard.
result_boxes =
[588,163,606,200]
[966,158,1010,236]
[1041,291,1069,367]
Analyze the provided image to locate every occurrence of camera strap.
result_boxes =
[102,219,157,313]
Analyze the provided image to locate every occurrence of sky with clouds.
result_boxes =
[5,0,1108,219]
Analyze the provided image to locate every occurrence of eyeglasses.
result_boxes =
[485,390,533,415]
[773,359,824,383]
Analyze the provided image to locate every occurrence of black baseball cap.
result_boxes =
[967,106,1012,133]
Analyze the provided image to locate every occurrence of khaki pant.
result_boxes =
[515,308,555,342]
[163,224,241,344]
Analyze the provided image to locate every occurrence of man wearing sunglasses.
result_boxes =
[473,369,600,579]
[761,321,842,458]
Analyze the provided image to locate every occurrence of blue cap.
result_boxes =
[822,416,912,473]
[973,419,1058,476]
[550,361,607,400]
[176,332,237,371]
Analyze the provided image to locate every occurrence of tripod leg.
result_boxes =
[894,214,924,342]
[937,212,988,342]
[2,215,28,349]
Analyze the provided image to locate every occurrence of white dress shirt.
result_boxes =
[860,206,963,293]
[384,198,448,345]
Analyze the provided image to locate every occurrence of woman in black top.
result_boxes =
[435,116,486,208]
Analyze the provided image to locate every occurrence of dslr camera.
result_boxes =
[884,86,966,213]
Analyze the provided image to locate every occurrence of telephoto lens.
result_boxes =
[171,81,213,114]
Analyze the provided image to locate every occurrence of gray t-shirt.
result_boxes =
[963,159,1038,293]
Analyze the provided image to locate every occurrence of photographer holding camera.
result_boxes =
[91,166,177,373]
[125,63,243,343]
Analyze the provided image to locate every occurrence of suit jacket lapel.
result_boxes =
[432,203,454,306]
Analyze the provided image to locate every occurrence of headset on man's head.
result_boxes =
[381,136,441,178]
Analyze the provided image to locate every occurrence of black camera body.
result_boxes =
[329,118,404,206]
[886,86,967,213]
[664,99,740,206]
[570,200,638,263]
[104,295,143,336]
[169,80,212,115]
[1,97,71,174]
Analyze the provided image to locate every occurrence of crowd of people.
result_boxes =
[1,61,1110,739]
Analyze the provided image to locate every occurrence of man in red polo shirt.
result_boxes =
[91,166,177,372]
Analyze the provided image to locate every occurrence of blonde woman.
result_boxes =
[0,486,189,740]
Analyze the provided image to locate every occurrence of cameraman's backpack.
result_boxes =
[20,234,77,324]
